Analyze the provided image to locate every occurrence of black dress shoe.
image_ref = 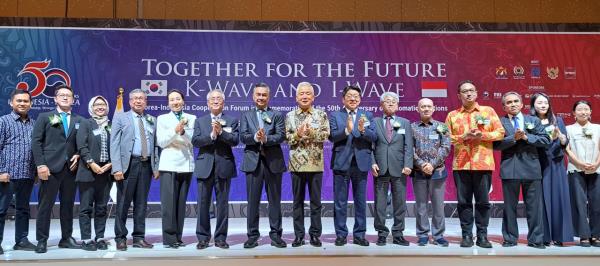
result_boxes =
[335,237,347,246]
[196,240,209,249]
[502,241,517,247]
[553,241,564,247]
[58,237,82,249]
[292,237,305,247]
[96,240,108,250]
[460,236,474,247]
[215,240,229,249]
[35,241,47,253]
[164,243,179,249]
[132,239,154,249]
[353,237,370,246]
[13,238,37,251]
[591,239,600,247]
[271,238,287,248]
[527,242,546,249]
[376,236,387,246]
[309,235,322,247]
[82,241,98,251]
[244,239,259,249]
[116,239,127,251]
[0,246,3,255]
[177,240,186,247]
[393,236,409,246]
[476,236,492,248]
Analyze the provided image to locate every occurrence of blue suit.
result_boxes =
[328,109,376,238]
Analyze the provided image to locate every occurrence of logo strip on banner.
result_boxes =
[421,81,447,98]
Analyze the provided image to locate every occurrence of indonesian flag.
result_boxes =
[421,81,447,98]
[109,88,124,203]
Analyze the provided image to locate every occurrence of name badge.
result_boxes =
[92,128,103,136]
[223,127,232,133]
[75,123,80,130]
[363,121,370,127]
[397,129,405,135]
[428,134,439,140]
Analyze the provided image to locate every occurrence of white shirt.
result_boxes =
[156,111,196,173]
[566,122,600,174]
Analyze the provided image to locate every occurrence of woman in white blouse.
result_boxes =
[565,100,600,247]
[156,89,196,248]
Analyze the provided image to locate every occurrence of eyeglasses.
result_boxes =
[131,96,146,101]
[383,100,398,104]
[459,89,476,94]
[56,93,73,98]
[209,97,223,102]
[345,94,360,100]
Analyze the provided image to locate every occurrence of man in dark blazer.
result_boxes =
[371,92,413,246]
[240,83,287,249]
[32,85,83,253]
[192,89,239,250]
[494,91,550,249]
[329,85,377,246]
[110,89,158,251]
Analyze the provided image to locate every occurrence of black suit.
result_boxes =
[75,118,112,241]
[192,114,239,242]
[32,110,82,242]
[240,108,287,241]
[494,114,550,244]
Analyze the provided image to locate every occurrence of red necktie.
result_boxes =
[386,116,393,142]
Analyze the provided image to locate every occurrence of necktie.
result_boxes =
[137,115,148,159]
[60,112,69,136]
[258,110,265,129]
[512,116,519,130]
[174,111,182,121]
[385,116,393,142]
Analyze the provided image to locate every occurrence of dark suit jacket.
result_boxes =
[32,110,83,173]
[328,109,377,172]
[539,116,569,159]
[192,114,239,179]
[239,107,286,174]
[494,114,551,180]
[76,118,111,182]
[371,116,414,177]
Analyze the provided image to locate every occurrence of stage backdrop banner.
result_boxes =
[1,27,599,202]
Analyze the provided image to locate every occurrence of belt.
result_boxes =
[131,156,149,162]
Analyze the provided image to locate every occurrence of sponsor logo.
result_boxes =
[495,66,508,79]
[421,81,447,98]
[493,92,502,99]
[141,80,167,96]
[564,67,576,79]
[513,65,525,79]
[16,60,71,98]
[530,60,540,79]
[482,91,489,99]
[546,67,559,80]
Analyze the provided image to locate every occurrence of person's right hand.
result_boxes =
[346,115,354,133]
[371,164,380,177]
[113,171,124,181]
[0,173,9,183]
[37,166,50,181]
[89,162,103,174]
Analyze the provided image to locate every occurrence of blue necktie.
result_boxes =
[512,116,519,130]
[258,110,265,129]
[60,112,69,136]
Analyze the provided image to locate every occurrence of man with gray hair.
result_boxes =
[192,89,239,249]
[285,82,330,247]
[110,88,158,251]
[371,92,413,246]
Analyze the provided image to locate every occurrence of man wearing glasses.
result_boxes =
[445,80,504,248]
[32,85,83,253]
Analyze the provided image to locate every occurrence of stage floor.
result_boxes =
[2,217,600,262]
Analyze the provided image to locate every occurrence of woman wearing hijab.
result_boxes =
[156,89,196,248]
[76,96,113,251]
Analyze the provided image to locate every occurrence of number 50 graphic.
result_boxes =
[16,60,71,97]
